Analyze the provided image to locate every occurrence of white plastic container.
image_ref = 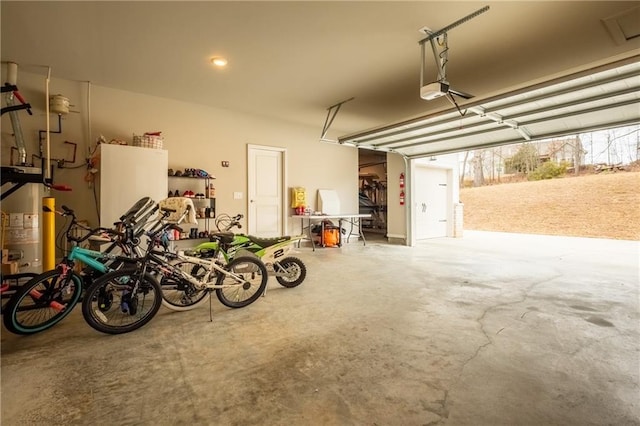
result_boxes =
[49,94,70,115]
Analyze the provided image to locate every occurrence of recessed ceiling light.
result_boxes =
[210,57,228,67]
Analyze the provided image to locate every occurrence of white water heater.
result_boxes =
[2,166,44,273]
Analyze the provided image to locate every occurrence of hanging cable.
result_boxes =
[87,81,92,155]
[56,215,69,253]
[437,35,449,81]
[446,94,467,117]
[93,183,100,225]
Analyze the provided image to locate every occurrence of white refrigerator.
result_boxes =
[96,144,168,228]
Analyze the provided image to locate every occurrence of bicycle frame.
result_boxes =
[195,234,304,272]
[254,236,305,266]
[32,246,136,314]
[68,246,131,275]
[148,250,257,290]
[188,212,304,271]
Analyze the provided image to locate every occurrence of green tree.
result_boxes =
[529,161,568,180]
[505,144,539,174]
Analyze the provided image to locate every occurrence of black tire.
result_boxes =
[2,269,83,335]
[81,269,162,335]
[274,257,307,288]
[160,261,210,310]
[216,256,268,308]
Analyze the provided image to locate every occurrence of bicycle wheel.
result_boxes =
[2,270,83,335]
[275,257,307,288]
[216,256,268,308]
[81,269,162,334]
[160,260,210,311]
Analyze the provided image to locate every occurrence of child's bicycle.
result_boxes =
[160,213,305,311]
[2,200,157,335]
[89,211,270,319]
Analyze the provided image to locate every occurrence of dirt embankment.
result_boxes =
[460,172,640,241]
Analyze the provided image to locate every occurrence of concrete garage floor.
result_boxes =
[1,231,638,425]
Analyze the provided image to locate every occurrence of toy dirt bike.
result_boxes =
[188,214,307,288]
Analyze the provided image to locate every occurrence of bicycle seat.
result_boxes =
[88,235,113,243]
[247,235,291,248]
[210,232,234,244]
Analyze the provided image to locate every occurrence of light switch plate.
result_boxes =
[233,192,242,199]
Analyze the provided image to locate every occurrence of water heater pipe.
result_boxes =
[6,61,17,84]
[45,67,51,180]
[5,62,27,164]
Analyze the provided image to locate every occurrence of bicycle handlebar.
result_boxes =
[215,213,244,231]
[50,184,73,192]
[146,221,182,239]
[0,166,72,202]
[44,205,124,243]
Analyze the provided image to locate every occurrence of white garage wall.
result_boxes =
[0,69,358,236]
[386,152,407,242]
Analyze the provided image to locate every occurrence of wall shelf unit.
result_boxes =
[168,172,216,240]
[359,173,387,232]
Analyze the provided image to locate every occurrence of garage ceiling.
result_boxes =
[2,2,640,148]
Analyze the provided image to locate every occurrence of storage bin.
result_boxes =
[323,228,339,247]
[132,133,163,149]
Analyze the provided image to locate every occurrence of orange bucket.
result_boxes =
[323,229,339,247]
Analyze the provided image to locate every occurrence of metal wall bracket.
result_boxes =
[320,97,355,142]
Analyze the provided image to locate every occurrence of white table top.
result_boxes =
[292,213,371,219]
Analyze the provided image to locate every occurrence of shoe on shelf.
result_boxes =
[173,190,181,197]
[183,190,195,198]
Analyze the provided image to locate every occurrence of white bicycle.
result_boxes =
[157,248,268,312]
[81,208,268,333]
[147,203,270,312]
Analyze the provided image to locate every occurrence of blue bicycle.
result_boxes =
[2,200,157,335]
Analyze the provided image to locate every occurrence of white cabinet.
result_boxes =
[96,144,168,228]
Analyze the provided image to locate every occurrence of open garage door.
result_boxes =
[338,56,640,159]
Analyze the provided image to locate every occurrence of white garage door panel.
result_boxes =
[340,58,640,159]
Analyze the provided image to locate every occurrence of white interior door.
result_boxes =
[414,166,448,239]
[247,145,284,236]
